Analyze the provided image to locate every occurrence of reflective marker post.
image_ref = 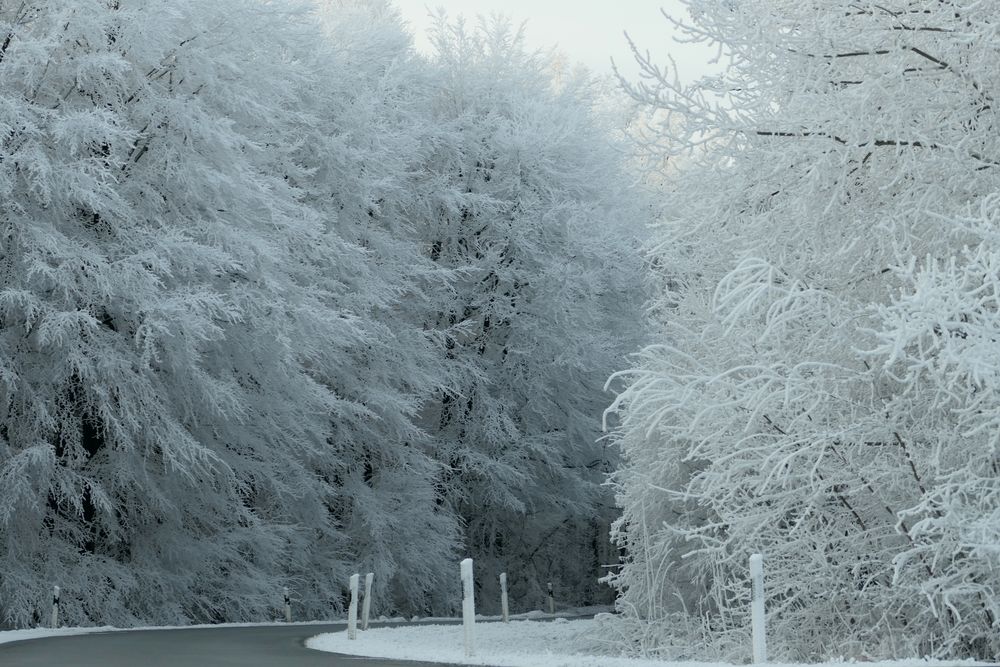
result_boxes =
[499,572,509,623]
[750,554,767,663]
[51,585,60,629]
[461,559,475,657]
[348,574,359,640]
[362,572,373,631]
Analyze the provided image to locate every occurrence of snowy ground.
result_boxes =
[307,618,990,667]
[0,626,117,646]
[4,618,989,667]
[0,620,342,647]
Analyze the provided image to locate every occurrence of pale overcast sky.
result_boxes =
[394,1,718,82]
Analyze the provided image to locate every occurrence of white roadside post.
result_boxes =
[499,572,509,623]
[749,553,767,663]
[547,582,554,614]
[348,574,360,640]
[283,587,291,623]
[50,585,60,629]
[362,572,374,631]
[460,558,475,657]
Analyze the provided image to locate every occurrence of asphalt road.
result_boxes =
[0,622,480,667]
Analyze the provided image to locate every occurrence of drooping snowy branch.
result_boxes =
[607,0,1000,661]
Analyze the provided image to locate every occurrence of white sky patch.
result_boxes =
[394,0,721,83]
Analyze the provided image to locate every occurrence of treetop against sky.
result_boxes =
[394,0,719,81]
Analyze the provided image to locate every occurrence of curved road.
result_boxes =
[0,623,477,667]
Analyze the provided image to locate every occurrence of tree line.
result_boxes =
[0,0,648,626]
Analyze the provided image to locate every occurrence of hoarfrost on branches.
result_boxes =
[606,0,1000,661]
[0,0,649,627]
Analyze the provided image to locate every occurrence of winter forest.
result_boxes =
[0,0,997,663]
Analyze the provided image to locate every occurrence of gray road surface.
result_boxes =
[0,622,481,667]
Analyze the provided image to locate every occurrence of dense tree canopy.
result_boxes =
[0,0,648,626]
[413,17,648,610]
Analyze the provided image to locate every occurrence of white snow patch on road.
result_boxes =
[307,618,990,667]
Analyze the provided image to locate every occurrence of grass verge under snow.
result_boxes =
[306,618,990,667]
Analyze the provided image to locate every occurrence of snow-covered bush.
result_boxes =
[607,0,1000,661]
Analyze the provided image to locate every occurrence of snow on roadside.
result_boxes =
[0,627,116,646]
[306,618,990,667]
[0,620,341,648]
[308,618,641,667]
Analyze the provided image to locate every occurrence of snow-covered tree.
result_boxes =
[0,0,649,627]
[0,0,364,626]
[607,0,1000,661]
[288,0,464,614]
[413,16,650,611]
